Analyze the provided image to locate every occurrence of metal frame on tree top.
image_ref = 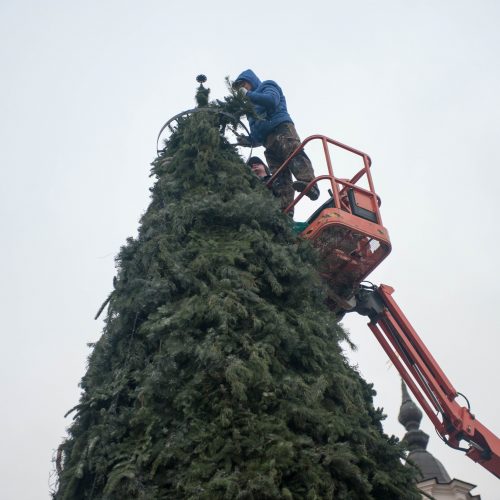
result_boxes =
[266,135,392,312]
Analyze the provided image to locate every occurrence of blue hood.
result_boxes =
[234,69,261,90]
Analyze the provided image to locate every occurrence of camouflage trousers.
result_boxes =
[264,122,315,215]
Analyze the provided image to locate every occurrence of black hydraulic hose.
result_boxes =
[456,391,471,411]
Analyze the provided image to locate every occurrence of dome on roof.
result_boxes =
[408,449,452,483]
[398,382,423,431]
[399,381,452,484]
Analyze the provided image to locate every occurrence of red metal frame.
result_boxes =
[369,284,500,478]
[265,135,383,222]
[266,135,391,312]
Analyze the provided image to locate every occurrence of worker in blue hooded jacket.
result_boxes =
[233,69,319,214]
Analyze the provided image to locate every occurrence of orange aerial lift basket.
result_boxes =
[267,135,392,313]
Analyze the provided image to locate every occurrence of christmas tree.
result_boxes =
[54,79,419,499]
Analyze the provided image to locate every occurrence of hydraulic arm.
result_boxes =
[353,283,500,478]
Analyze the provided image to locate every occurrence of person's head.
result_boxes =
[248,156,270,178]
[232,70,260,92]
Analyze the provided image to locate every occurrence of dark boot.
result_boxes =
[292,181,320,201]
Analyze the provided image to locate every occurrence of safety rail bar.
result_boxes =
[265,135,382,223]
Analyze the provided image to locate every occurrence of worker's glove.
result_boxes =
[239,87,248,96]
[236,135,252,147]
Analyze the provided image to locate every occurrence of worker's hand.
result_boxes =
[236,135,252,147]
[239,87,248,96]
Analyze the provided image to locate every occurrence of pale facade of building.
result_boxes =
[418,478,480,499]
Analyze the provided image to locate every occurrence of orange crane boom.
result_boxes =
[355,283,500,479]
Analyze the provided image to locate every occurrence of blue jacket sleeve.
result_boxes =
[247,84,280,110]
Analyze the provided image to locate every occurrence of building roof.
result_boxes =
[398,381,451,483]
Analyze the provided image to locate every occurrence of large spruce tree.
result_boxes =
[54,81,419,499]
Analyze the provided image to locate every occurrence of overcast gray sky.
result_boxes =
[1,1,499,498]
